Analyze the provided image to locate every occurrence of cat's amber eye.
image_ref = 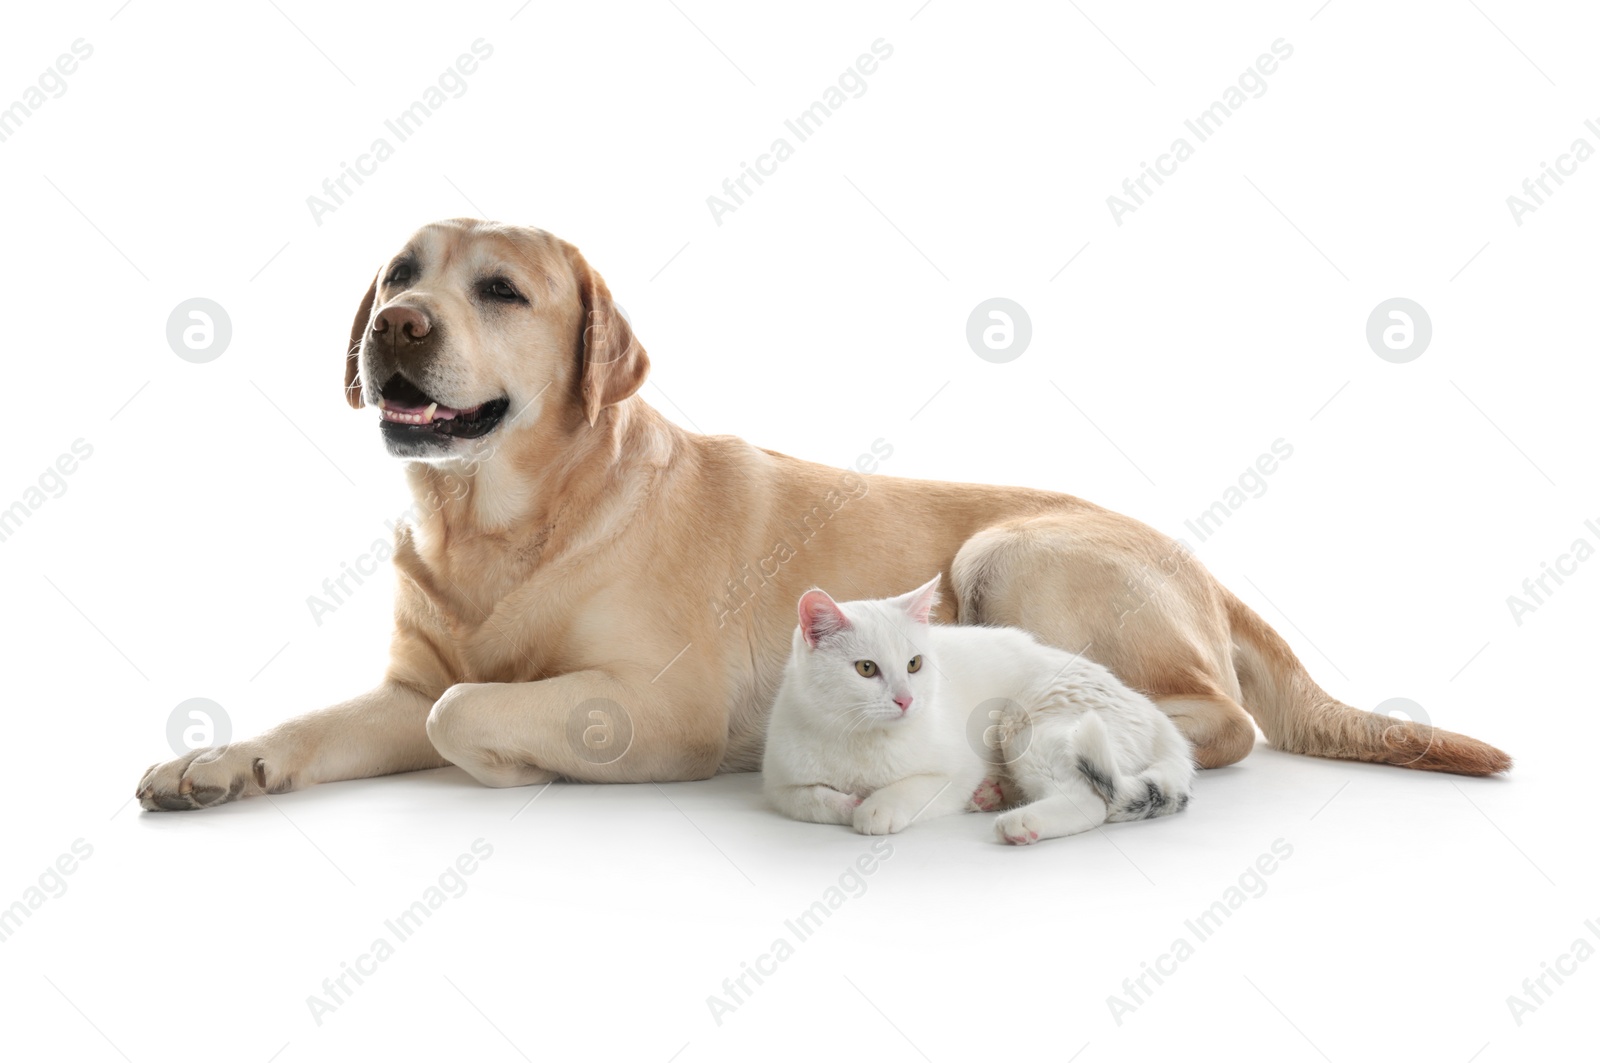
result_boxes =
[855,660,879,678]
[907,655,923,673]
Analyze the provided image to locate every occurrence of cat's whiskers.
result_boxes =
[839,707,877,739]
[829,700,892,740]
[819,702,871,740]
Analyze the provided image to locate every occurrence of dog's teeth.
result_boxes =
[424,402,438,424]
[377,397,386,410]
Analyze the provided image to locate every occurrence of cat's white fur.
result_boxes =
[762,575,1197,844]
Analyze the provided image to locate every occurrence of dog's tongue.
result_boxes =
[377,397,481,425]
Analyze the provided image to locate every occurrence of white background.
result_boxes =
[1,1,1595,1059]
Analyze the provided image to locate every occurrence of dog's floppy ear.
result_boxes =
[565,243,649,426]
[344,272,378,410]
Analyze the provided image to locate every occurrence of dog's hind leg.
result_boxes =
[951,512,1256,768]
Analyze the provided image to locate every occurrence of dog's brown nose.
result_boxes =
[372,304,431,343]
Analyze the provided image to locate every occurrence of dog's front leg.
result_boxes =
[137,681,446,811]
[427,672,726,786]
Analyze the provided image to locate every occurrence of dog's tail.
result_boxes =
[1074,713,1190,821]
[1224,590,1511,776]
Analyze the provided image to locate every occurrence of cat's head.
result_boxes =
[790,574,942,728]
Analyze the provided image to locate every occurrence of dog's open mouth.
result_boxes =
[377,375,509,441]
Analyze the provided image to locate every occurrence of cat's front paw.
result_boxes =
[822,787,865,824]
[853,796,915,835]
[968,775,1007,812]
[995,807,1043,845]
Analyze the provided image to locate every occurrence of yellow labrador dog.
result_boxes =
[136,220,1510,811]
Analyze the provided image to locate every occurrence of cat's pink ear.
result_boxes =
[895,574,942,625]
[798,589,850,648]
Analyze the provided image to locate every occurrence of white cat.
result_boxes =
[762,575,1196,844]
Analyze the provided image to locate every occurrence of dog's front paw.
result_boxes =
[136,744,275,812]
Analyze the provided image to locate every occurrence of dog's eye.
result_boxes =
[482,278,523,302]
[855,660,878,678]
[386,263,413,285]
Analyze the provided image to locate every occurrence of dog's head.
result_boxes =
[345,219,649,462]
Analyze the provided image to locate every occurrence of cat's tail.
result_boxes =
[1224,590,1512,776]
[1074,713,1190,822]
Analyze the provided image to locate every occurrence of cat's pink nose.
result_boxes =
[893,693,913,714]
